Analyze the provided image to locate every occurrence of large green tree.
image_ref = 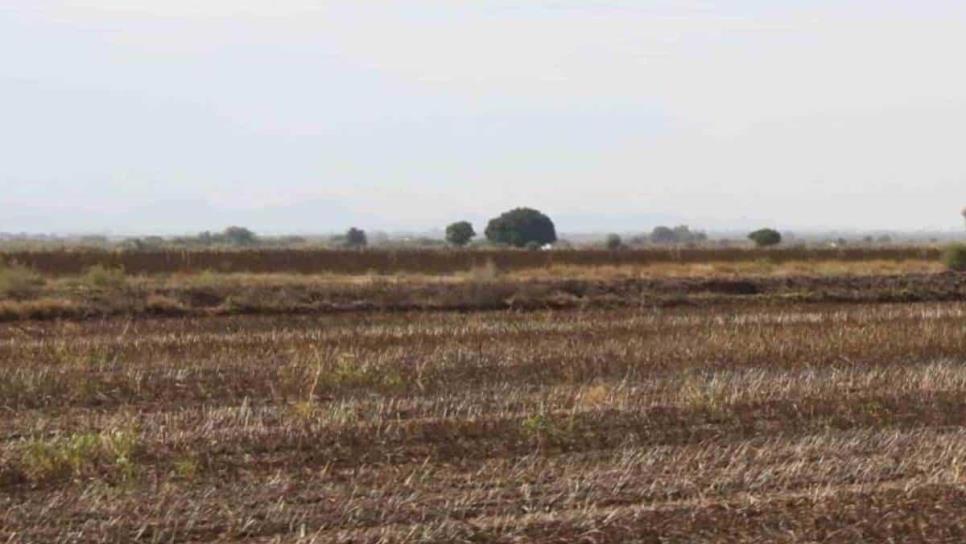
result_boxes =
[485,208,557,248]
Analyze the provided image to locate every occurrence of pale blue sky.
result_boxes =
[2,1,965,233]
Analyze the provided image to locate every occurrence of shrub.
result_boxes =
[943,244,966,272]
[485,208,557,247]
[345,228,367,248]
[748,228,782,247]
[650,226,676,244]
[605,233,623,250]
[83,265,127,289]
[445,221,476,246]
[649,225,706,245]
[0,263,44,299]
[222,226,258,246]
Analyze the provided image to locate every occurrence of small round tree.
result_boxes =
[222,226,257,246]
[748,228,782,247]
[484,208,557,248]
[605,233,623,250]
[445,221,476,247]
[345,227,367,248]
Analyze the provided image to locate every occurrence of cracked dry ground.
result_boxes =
[2,297,965,542]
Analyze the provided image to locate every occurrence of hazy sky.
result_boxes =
[2,1,965,233]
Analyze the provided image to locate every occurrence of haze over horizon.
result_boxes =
[3,1,965,234]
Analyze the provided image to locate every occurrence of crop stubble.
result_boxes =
[0,278,965,541]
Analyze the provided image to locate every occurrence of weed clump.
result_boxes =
[0,263,44,299]
[83,265,128,289]
[144,293,186,315]
[18,429,140,483]
[943,245,966,272]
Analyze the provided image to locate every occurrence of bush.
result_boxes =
[748,228,782,247]
[445,221,476,246]
[943,245,966,271]
[345,228,367,248]
[650,226,676,244]
[649,225,706,245]
[222,226,258,246]
[83,265,128,289]
[485,208,557,248]
[0,263,44,299]
[605,233,623,250]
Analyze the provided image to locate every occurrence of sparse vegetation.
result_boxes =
[17,428,140,483]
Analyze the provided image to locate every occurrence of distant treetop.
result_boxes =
[485,208,557,248]
[445,221,476,247]
[345,227,367,248]
[222,226,258,246]
[649,225,707,245]
[748,228,782,247]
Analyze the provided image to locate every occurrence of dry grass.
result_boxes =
[0,246,943,276]
[511,258,944,280]
[0,258,958,323]
[0,263,44,300]
[1,296,965,541]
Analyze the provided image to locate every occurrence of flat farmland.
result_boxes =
[1,262,965,543]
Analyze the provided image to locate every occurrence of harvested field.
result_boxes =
[0,263,961,321]
[2,289,965,541]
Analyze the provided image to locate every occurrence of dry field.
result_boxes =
[0,259,960,322]
[1,259,965,542]
[0,246,943,276]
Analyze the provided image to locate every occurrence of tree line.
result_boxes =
[120,206,966,251]
[118,207,792,250]
[356,208,783,249]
